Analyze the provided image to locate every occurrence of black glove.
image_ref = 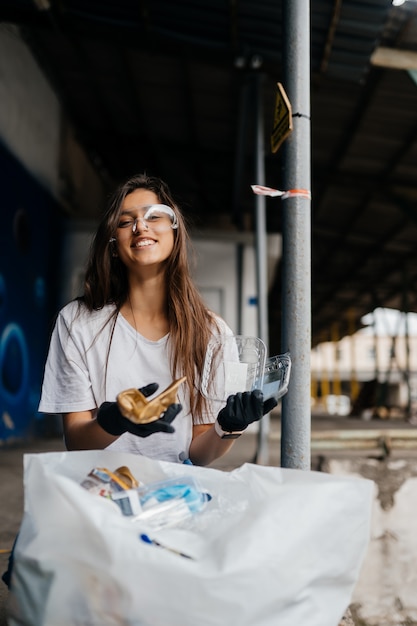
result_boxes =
[97,383,182,438]
[217,389,277,433]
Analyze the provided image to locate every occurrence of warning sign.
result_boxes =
[271,82,292,154]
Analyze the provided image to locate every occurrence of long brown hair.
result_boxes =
[83,173,218,417]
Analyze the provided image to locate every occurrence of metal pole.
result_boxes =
[280,0,312,470]
[253,72,270,465]
[233,75,252,230]
[402,269,411,419]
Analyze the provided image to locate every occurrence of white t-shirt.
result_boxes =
[39,300,233,462]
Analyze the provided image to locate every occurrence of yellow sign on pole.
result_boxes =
[271,82,293,154]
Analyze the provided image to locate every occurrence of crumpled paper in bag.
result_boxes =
[7,450,374,626]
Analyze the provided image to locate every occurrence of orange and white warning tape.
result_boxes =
[251,184,311,200]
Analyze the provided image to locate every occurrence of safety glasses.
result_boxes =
[117,204,178,233]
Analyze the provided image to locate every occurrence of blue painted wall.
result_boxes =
[0,142,63,442]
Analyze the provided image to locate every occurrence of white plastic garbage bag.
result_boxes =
[7,450,373,626]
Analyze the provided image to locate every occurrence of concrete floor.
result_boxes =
[1,413,416,625]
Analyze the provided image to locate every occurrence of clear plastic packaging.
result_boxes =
[200,335,267,402]
[262,352,291,400]
[133,476,211,530]
[200,335,291,403]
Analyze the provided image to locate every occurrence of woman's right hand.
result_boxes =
[96,383,182,437]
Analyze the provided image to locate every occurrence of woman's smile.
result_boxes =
[132,237,157,249]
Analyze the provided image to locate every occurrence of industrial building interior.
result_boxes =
[2,8,417,624]
[2,0,417,421]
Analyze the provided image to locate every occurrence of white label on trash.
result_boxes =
[224,361,248,395]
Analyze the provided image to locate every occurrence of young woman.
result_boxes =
[39,173,276,466]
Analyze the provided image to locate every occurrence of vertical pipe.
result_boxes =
[404,310,411,418]
[332,322,341,397]
[373,310,380,381]
[348,309,360,403]
[321,345,331,398]
[253,72,271,465]
[402,271,411,419]
[310,345,318,405]
[232,76,251,229]
[280,0,311,470]
[236,243,244,334]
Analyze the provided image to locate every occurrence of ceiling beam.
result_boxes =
[371,46,417,70]
[319,0,343,75]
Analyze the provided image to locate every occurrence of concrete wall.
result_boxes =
[0,24,60,198]
[0,23,107,218]
[326,458,417,626]
[192,232,281,340]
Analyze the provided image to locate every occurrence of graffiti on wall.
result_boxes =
[0,144,62,442]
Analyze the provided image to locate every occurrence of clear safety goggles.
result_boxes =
[117,204,178,233]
